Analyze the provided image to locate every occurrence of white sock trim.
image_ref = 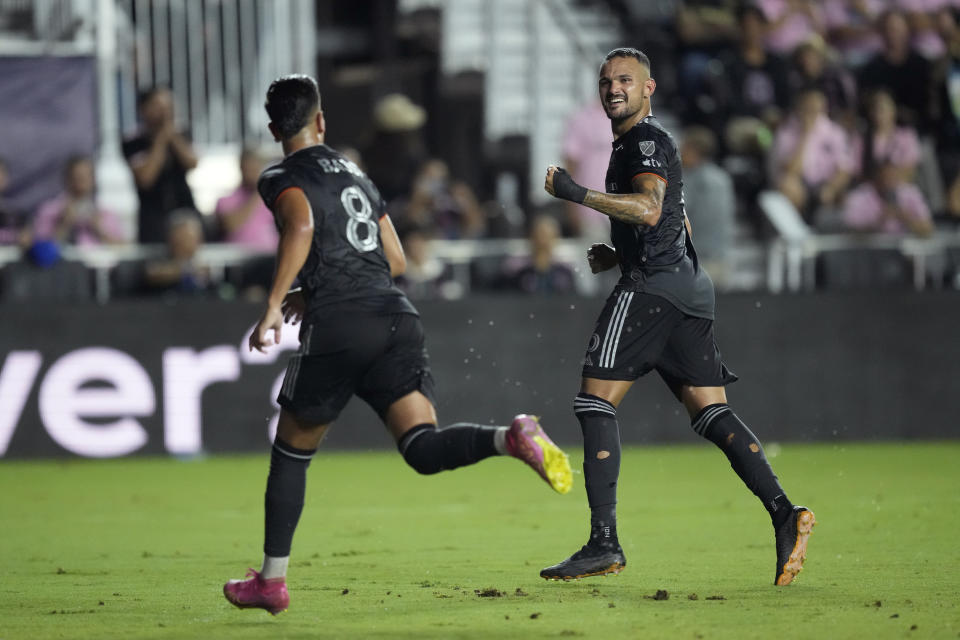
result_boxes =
[493,427,508,455]
[261,554,289,580]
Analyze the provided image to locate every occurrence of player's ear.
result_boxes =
[316,110,326,136]
[268,122,281,143]
[645,77,657,99]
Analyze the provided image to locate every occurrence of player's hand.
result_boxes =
[544,166,558,197]
[281,288,305,324]
[250,305,284,353]
[587,243,618,274]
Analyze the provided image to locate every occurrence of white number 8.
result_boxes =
[341,185,379,252]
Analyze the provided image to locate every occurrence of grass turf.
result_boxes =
[1,442,958,639]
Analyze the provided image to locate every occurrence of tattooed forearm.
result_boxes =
[583,190,662,226]
[582,173,665,227]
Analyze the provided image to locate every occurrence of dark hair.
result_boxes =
[137,85,170,109]
[265,75,321,140]
[63,154,92,180]
[602,48,650,72]
[736,4,767,24]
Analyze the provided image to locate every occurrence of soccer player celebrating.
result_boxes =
[541,49,814,585]
[223,75,573,615]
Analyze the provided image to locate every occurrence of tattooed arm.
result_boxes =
[545,166,665,227]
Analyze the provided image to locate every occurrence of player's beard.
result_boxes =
[605,100,637,123]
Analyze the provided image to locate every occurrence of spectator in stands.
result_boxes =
[788,36,858,131]
[852,89,921,183]
[822,0,884,68]
[561,100,614,240]
[772,87,854,222]
[32,155,125,246]
[142,210,211,295]
[755,0,826,56]
[500,215,576,295]
[901,0,950,59]
[395,225,462,300]
[858,10,935,134]
[675,0,739,124]
[123,86,198,243]
[0,157,26,246]
[401,159,486,239]
[717,6,791,150]
[842,161,934,236]
[931,7,960,189]
[214,148,278,252]
[361,93,430,205]
[681,126,736,286]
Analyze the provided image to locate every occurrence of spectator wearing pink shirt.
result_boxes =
[32,155,125,246]
[561,101,613,240]
[851,89,921,181]
[756,0,826,55]
[772,88,854,220]
[215,149,279,252]
[823,0,884,68]
[842,162,934,235]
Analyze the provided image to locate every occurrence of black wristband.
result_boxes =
[553,168,588,204]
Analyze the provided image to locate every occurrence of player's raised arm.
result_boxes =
[545,166,664,227]
[378,213,406,277]
[250,188,314,353]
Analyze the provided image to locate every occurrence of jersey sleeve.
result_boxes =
[622,128,670,188]
[257,165,299,212]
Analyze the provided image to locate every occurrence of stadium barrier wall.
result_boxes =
[1,292,957,459]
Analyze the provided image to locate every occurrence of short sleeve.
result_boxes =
[622,129,670,188]
[257,165,297,211]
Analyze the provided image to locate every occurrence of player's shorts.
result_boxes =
[277,312,435,424]
[581,289,737,400]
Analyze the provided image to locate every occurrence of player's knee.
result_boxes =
[398,424,444,475]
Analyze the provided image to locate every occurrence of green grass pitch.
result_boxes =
[1,442,958,639]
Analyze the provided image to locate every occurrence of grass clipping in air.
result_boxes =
[1,442,958,639]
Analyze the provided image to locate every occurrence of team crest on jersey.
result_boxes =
[639,140,655,156]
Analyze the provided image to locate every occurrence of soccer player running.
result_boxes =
[541,49,814,585]
[223,75,573,615]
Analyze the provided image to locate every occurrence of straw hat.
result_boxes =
[373,94,426,132]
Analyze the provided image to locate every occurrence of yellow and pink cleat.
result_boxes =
[505,414,573,494]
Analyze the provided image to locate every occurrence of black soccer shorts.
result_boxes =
[581,289,738,399]
[277,312,436,424]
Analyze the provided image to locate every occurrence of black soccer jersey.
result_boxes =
[258,144,416,323]
[604,115,715,319]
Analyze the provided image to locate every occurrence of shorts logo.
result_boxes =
[587,333,600,353]
[639,140,655,156]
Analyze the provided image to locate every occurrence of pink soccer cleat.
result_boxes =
[505,414,573,494]
[223,569,290,615]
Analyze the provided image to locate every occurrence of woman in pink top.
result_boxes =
[215,149,279,252]
[772,87,854,220]
[757,0,826,55]
[851,88,921,182]
[842,162,934,235]
[32,155,125,245]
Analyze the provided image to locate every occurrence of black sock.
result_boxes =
[398,422,500,474]
[263,439,316,557]
[574,393,621,546]
[692,404,793,527]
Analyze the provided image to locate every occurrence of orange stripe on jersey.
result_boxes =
[631,172,668,185]
[273,186,304,207]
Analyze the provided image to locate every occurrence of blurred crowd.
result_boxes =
[2,1,959,302]
[665,2,960,258]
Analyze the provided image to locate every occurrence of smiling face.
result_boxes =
[598,55,655,131]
